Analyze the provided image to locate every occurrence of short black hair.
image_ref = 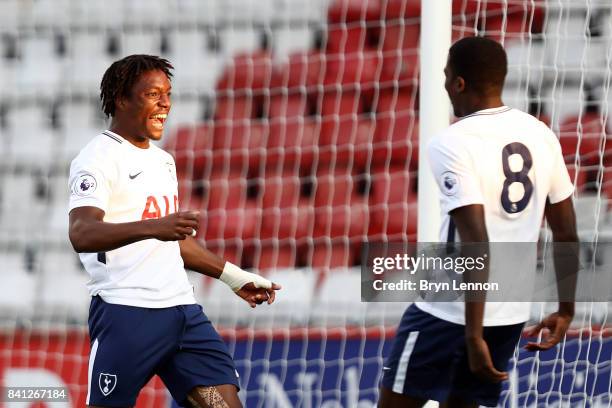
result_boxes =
[100,54,173,117]
[448,36,507,95]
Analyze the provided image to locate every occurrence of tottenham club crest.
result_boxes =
[441,171,459,196]
[99,373,117,396]
[73,174,98,197]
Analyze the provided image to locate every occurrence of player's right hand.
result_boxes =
[152,210,200,241]
[465,336,509,383]
[523,311,573,351]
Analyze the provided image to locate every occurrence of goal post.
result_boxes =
[418,0,451,242]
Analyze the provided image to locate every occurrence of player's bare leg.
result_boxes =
[185,385,242,408]
[378,386,426,408]
[439,395,478,408]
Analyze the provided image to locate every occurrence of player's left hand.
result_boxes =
[236,282,282,308]
[524,311,572,351]
[465,336,508,383]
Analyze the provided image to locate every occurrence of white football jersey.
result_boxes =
[416,106,574,326]
[68,130,196,308]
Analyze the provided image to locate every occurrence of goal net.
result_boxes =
[0,0,610,407]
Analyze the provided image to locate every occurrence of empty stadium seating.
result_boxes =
[559,108,609,166]
[260,172,314,239]
[38,251,89,321]
[368,166,418,240]
[0,253,36,320]
[313,170,368,239]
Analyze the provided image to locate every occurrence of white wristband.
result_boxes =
[219,262,272,292]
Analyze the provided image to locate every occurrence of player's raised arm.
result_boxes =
[178,237,281,308]
[525,196,578,351]
[68,207,200,252]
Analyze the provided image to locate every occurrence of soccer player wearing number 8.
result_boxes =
[68,55,281,408]
[379,37,578,407]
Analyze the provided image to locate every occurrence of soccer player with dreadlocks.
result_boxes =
[68,54,281,408]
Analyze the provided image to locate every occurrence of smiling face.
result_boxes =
[116,69,172,143]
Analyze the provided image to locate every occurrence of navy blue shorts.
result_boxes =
[86,296,239,407]
[381,304,524,407]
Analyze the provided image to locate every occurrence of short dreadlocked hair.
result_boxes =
[100,54,173,117]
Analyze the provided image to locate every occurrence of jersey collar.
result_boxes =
[460,106,512,120]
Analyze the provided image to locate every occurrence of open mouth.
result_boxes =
[150,113,168,129]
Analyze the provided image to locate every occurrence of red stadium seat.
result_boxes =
[368,167,418,240]
[378,18,420,84]
[261,200,314,240]
[201,243,248,269]
[269,93,309,119]
[206,171,247,210]
[313,170,368,238]
[197,169,260,243]
[559,113,607,166]
[326,25,369,54]
[215,95,255,120]
[479,3,545,41]
[324,49,382,87]
[314,170,356,207]
[373,90,419,167]
[319,90,370,166]
[164,124,212,180]
[267,118,317,169]
[182,193,205,212]
[271,51,325,91]
[319,89,364,129]
[321,89,364,118]
[314,199,369,238]
[201,204,259,241]
[216,51,273,91]
[261,173,302,208]
[253,245,297,270]
[212,121,267,170]
[267,92,315,167]
[307,241,356,269]
[327,0,381,23]
[326,0,380,53]
[381,0,420,19]
[320,117,373,168]
[380,22,420,56]
[260,172,314,239]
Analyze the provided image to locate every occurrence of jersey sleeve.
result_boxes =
[427,135,484,214]
[68,147,117,213]
[547,136,574,204]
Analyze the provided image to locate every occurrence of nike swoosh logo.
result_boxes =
[383,367,391,371]
[129,171,143,179]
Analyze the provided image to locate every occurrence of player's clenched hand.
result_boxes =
[151,210,200,241]
[236,282,282,308]
[466,336,508,383]
[524,311,572,351]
